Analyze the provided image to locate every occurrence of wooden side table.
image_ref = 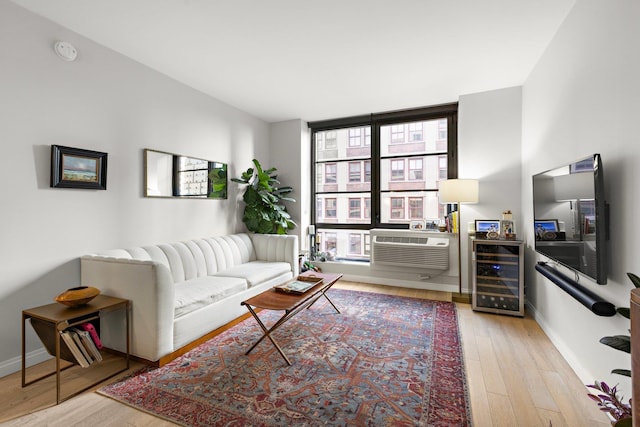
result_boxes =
[22,294,130,404]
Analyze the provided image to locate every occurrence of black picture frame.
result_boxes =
[475,219,501,233]
[534,219,559,232]
[51,145,108,190]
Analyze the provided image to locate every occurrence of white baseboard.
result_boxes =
[0,348,52,379]
[339,272,458,293]
[526,301,593,384]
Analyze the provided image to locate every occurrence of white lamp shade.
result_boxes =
[439,179,479,203]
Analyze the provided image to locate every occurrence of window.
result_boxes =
[349,233,362,254]
[349,198,361,218]
[364,234,371,255]
[438,120,447,140]
[326,131,337,149]
[310,103,458,261]
[408,122,423,141]
[364,127,371,146]
[390,125,404,143]
[391,159,405,181]
[349,162,361,182]
[409,197,423,219]
[325,198,337,218]
[409,158,423,180]
[325,232,337,253]
[348,128,362,147]
[391,197,404,219]
[325,163,337,184]
[438,155,448,180]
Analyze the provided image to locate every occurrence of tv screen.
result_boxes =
[532,154,607,284]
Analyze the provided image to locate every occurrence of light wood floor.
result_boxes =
[0,281,610,426]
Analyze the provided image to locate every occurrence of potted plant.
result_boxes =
[586,272,640,426]
[586,381,632,426]
[232,159,296,234]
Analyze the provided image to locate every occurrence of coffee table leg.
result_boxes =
[321,290,341,314]
[244,305,292,366]
[306,289,340,314]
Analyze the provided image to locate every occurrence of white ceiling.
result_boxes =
[12,0,575,123]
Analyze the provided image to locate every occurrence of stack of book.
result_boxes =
[30,318,103,368]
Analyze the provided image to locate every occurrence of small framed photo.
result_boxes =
[500,220,515,235]
[475,220,501,233]
[534,219,559,233]
[410,220,425,230]
[500,219,516,240]
[424,219,439,231]
[51,145,108,190]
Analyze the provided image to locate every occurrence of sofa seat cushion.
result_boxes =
[215,261,292,287]
[174,276,248,319]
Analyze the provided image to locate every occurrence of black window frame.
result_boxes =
[309,103,458,231]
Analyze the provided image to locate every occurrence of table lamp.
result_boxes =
[439,179,479,299]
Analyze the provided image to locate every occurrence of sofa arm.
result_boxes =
[80,256,175,362]
[249,234,299,277]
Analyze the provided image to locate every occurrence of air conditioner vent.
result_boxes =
[375,236,430,245]
[371,235,449,270]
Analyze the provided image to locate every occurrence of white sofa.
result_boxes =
[80,233,298,364]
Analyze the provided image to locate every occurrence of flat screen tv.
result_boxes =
[532,154,608,284]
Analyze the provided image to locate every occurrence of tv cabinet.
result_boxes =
[472,239,524,317]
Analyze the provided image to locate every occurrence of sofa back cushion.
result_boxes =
[90,234,259,284]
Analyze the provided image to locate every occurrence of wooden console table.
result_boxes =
[22,295,130,404]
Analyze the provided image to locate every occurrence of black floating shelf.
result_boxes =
[535,262,616,316]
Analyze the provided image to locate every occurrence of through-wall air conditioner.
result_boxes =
[370,229,450,270]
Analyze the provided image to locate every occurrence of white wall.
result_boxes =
[0,2,270,375]
[522,0,640,394]
[269,119,309,250]
[458,87,523,293]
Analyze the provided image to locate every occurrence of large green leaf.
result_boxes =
[611,368,631,377]
[627,272,640,288]
[617,307,630,320]
[599,335,631,353]
[243,187,261,205]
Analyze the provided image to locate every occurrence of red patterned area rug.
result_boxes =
[98,289,471,426]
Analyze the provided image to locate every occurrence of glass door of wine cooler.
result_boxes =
[472,240,524,316]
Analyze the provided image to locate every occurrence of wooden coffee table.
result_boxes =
[241,271,343,365]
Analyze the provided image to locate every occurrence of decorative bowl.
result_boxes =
[55,286,100,307]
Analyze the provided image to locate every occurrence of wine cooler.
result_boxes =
[472,239,524,316]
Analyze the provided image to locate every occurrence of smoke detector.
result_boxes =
[54,41,77,62]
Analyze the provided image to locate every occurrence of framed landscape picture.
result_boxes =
[534,219,559,232]
[475,219,500,233]
[51,145,108,190]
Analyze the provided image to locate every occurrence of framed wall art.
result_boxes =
[51,145,108,190]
